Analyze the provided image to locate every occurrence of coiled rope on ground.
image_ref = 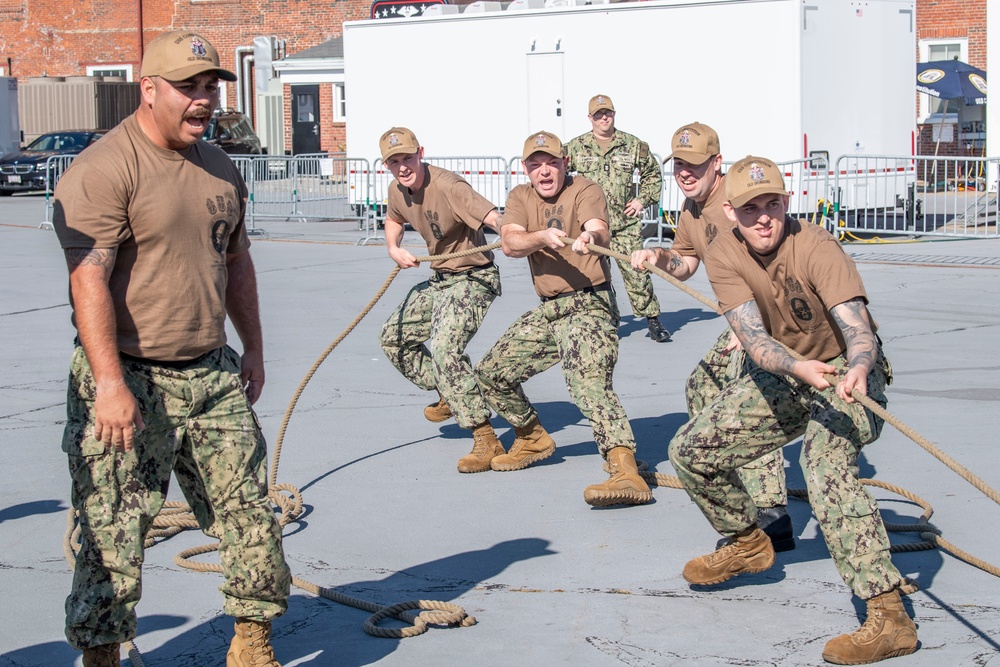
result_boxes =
[62,235,999,665]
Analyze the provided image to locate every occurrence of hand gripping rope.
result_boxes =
[63,236,998,665]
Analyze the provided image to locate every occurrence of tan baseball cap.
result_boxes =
[379,127,420,160]
[588,94,615,115]
[140,30,236,82]
[725,156,788,208]
[666,122,720,164]
[522,130,564,160]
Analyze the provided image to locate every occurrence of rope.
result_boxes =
[60,233,999,662]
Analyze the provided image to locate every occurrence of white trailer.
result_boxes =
[344,0,916,212]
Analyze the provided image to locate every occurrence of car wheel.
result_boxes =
[0,189,13,197]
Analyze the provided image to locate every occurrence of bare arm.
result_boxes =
[225,249,265,404]
[574,218,610,254]
[500,222,568,258]
[384,217,419,269]
[482,209,501,233]
[630,247,700,281]
[725,300,835,390]
[830,298,878,403]
[65,247,144,451]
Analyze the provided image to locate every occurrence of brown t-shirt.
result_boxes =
[53,113,250,361]
[500,175,612,299]
[704,218,871,362]
[386,164,496,273]
[671,174,732,261]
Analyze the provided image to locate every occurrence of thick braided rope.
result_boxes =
[62,241,502,647]
[566,236,1000,577]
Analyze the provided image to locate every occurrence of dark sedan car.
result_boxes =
[0,130,104,195]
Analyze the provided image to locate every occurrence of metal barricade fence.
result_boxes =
[648,156,831,247]
[40,154,78,229]
[237,154,370,233]
[363,156,511,245]
[832,154,999,239]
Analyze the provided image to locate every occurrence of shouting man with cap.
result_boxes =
[631,123,793,553]
[475,131,652,507]
[376,127,506,473]
[53,30,290,667]
[668,156,917,665]
[566,94,670,343]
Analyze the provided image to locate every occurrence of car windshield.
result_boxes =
[202,118,218,141]
[27,132,90,152]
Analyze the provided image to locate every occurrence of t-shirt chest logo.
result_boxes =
[206,195,236,255]
[704,222,718,246]
[424,210,443,240]
[544,205,564,231]
[783,276,814,322]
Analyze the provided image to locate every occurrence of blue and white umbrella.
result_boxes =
[916,60,987,106]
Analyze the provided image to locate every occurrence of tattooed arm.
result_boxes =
[65,247,144,451]
[724,300,837,391]
[830,297,877,403]
[630,247,700,281]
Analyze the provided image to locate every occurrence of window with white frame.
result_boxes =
[334,83,347,122]
[918,38,967,121]
[86,65,133,81]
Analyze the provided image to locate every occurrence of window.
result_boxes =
[86,65,133,81]
[918,38,967,121]
[334,83,347,122]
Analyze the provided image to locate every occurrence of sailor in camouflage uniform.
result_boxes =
[670,156,917,666]
[476,130,653,507]
[53,30,289,667]
[376,127,506,474]
[631,123,793,553]
[566,94,670,343]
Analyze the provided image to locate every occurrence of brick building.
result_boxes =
[0,0,371,155]
[915,0,988,157]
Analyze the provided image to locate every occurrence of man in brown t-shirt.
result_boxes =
[475,130,652,507]
[630,123,793,553]
[668,156,917,665]
[377,127,505,473]
[52,30,289,667]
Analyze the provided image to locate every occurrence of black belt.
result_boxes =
[120,349,213,369]
[432,261,495,281]
[540,283,612,302]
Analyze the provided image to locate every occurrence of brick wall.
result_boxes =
[0,0,367,139]
[915,0,987,157]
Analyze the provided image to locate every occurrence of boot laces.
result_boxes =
[471,432,491,456]
[705,541,739,565]
[242,624,276,665]
[852,609,885,643]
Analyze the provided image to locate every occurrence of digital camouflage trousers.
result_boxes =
[379,265,501,430]
[476,288,636,457]
[609,217,661,319]
[63,345,290,649]
[670,349,903,600]
[685,327,788,508]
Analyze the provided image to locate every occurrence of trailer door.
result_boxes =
[526,53,565,139]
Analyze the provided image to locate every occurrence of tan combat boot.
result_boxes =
[226,618,281,667]
[821,588,918,665]
[584,447,653,507]
[490,418,556,471]
[457,423,506,473]
[682,525,775,586]
[423,392,453,422]
[82,643,120,667]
